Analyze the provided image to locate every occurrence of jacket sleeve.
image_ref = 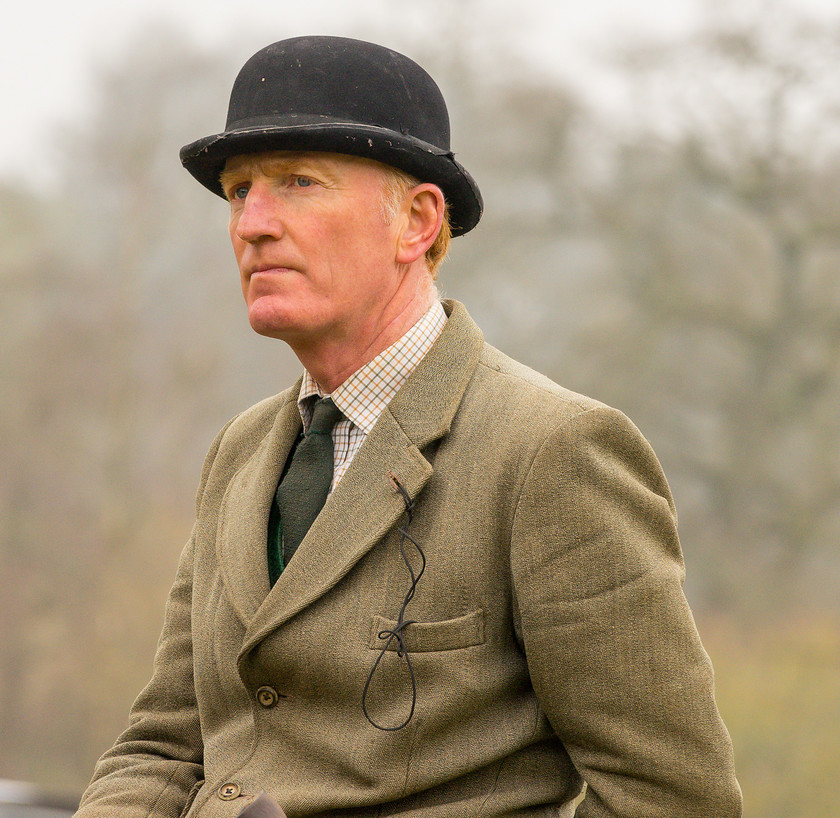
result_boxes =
[74,419,237,818]
[74,532,202,818]
[510,406,742,818]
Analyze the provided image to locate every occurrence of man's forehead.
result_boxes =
[222,150,381,176]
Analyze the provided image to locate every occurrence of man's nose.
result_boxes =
[235,187,284,243]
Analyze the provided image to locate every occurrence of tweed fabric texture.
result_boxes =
[75,301,741,818]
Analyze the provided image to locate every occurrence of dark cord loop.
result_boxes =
[362,475,425,731]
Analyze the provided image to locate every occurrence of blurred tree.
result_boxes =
[562,5,840,612]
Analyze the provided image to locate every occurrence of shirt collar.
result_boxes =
[298,300,447,433]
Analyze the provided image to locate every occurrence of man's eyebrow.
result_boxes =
[218,167,244,190]
[263,156,332,177]
[220,157,323,188]
[219,163,260,193]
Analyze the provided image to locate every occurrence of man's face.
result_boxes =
[222,150,402,347]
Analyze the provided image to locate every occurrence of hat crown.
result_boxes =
[227,36,451,151]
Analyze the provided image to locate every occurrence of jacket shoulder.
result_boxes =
[476,342,606,420]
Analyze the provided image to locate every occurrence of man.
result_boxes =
[75,36,741,817]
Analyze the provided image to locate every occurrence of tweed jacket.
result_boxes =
[76,301,741,818]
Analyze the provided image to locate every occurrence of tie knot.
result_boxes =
[308,397,344,435]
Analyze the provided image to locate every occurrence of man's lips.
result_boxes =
[249,264,291,275]
[247,264,296,276]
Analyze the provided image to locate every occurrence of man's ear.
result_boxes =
[395,184,445,266]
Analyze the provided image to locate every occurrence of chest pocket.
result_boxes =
[368,609,485,652]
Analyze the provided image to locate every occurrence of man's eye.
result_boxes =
[233,185,250,199]
[295,176,313,187]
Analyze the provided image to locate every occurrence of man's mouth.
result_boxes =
[249,264,293,276]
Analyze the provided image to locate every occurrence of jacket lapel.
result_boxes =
[233,301,485,659]
[215,385,302,627]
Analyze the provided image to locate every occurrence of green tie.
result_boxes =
[268,397,344,585]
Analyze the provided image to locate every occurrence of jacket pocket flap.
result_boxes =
[368,609,485,652]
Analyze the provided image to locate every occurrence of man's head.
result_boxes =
[180,36,482,238]
[220,149,446,352]
[180,37,479,380]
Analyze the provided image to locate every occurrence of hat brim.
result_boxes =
[179,119,483,236]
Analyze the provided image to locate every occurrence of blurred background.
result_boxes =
[1,0,838,814]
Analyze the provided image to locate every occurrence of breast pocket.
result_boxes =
[368,609,485,652]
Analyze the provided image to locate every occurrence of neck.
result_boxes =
[292,281,437,394]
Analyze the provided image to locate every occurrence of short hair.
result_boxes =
[380,167,451,279]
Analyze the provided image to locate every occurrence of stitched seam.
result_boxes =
[146,762,193,818]
[476,757,507,818]
[177,779,204,818]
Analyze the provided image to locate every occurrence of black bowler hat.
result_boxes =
[180,36,482,236]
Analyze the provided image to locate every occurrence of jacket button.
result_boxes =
[256,685,279,708]
[217,782,241,800]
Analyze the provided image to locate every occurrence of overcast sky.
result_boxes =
[3,0,837,184]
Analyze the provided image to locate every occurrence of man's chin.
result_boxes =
[247,306,313,343]
[245,297,294,337]
[246,297,332,345]
[248,317,292,341]
[245,306,285,338]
